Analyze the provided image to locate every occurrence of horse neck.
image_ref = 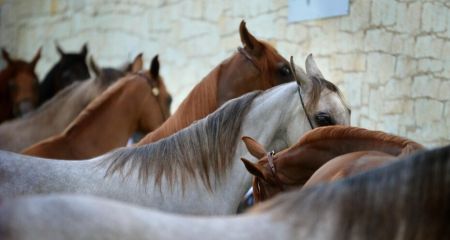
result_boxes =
[60,79,145,156]
[278,134,423,176]
[0,68,14,121]
[0,80,97,152]
[219,84,304,211]
[137,66,221,145]
[39,63,62,104]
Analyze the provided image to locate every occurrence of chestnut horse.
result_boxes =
[0,55,143,152]
[303,150,397,187]
[38,43,90,105]
[241,126,425,203]
[1,145,448,240]
[0,55,350,215]
[137,20,295,145]
[22,55,171,159]
[0,48,41,122]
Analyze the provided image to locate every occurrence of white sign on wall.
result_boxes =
[288,0,350,23]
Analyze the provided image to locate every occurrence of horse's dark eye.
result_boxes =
[314,112,336,126]
[279,66,291,76]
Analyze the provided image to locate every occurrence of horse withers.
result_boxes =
[0,48,41,122]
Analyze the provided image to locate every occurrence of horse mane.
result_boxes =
[102,91,262,191]
[293,126,424,155]
[252,145,450,239]
[137,57,227,144]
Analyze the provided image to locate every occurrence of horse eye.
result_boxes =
[314,112,336,126]
[279,66,291,76]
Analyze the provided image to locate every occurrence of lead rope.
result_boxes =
[289,56,315,130]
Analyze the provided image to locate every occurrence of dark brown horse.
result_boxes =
[0,48,41,123]
[38,43,90,105]
[22,56,171,159]
[137,20,294,145]
[241,126,425,203]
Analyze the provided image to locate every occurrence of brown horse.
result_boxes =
[301,150,396,187]
[241,126,425,203]
[137,20,294,145]
[0,54,143,152]
[0,48,41,123]
[21,55,171,159]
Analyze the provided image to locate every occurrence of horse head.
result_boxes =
[217,20,295,106]
[241,124,425,203]
[1,48,41,117]
[53,43,90,90]
[136,55,172,132]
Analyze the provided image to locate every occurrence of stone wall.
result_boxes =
[0,0,449,146]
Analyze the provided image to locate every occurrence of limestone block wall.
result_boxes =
[0,0,449,146]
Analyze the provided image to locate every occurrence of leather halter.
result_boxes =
[237,47,262,72]
[266,150,285,191]
[289,56,315,130]
[137,73,168,120]
[255,57,317,201]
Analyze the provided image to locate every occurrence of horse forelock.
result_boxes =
[250,145,450,239]
[293,126,424,153]
[102,91,262,191]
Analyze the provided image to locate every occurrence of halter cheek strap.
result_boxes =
[289,56,315,130]
[267,151,285,191]
[137,73,167,119]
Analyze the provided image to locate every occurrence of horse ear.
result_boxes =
[80,43,88,57]
[130,53,143,73]
[305,54,324,80]
[150,55,160,78]
[241,158,266,180]
[1,48,12,64]
[89,56,101,77]
[55,42,65,56]
[242,136,266,159]
[30,47,42,69]
[239,20,263,57]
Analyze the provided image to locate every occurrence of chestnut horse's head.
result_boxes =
[137,55,172,131]
[217,21,294,106]
[1,48,41,117]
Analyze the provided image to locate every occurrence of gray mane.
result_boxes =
[254,145,450,239]
[102,91,262,191]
